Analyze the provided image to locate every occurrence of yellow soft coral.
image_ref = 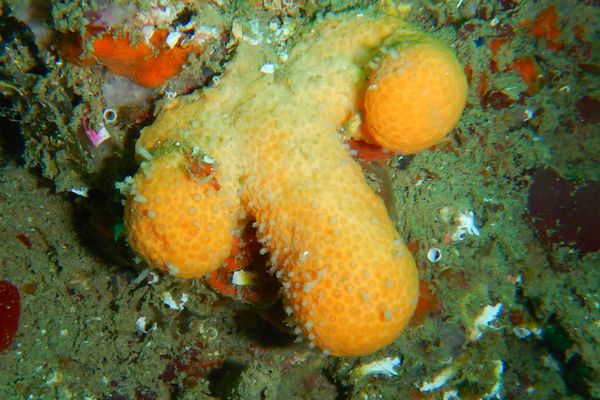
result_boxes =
[124,10,466,356]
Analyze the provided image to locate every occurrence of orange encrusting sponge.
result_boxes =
[91,29,194,88]
[363,37,467,154]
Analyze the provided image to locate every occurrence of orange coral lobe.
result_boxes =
[124,149,240,279]
[91,29,194,88]
[363,39,467,154]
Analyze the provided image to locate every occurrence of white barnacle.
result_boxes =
[103,108,117,124]
[427,248,442,263]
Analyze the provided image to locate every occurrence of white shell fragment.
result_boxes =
[352,356,402,379]
[87,123,111,147]
[443,390,460,400]
[483,360,505,399]
[452,211,481,241]
[512,324,543,339]
[162,292,189,311]
[418,365,456,392]
[231,270,258,286]
[135,317,157,334]
[260,62,276,74]
[69,187,89,197]
[165,31,183,48]
[142,26,155,43]
[468,303,503,341]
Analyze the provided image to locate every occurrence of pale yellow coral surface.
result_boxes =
[125,10,465,356]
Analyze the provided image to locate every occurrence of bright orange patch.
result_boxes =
[347,138,392,163]
[411,281,438,325]
[524,5,563,50]
[416,281,436,313]
[477,70,489,99]
[205,237,243,298]
[489,38,509,57]
[507,56,538,91]
[90,29,195,88]
[206,226,279,306]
